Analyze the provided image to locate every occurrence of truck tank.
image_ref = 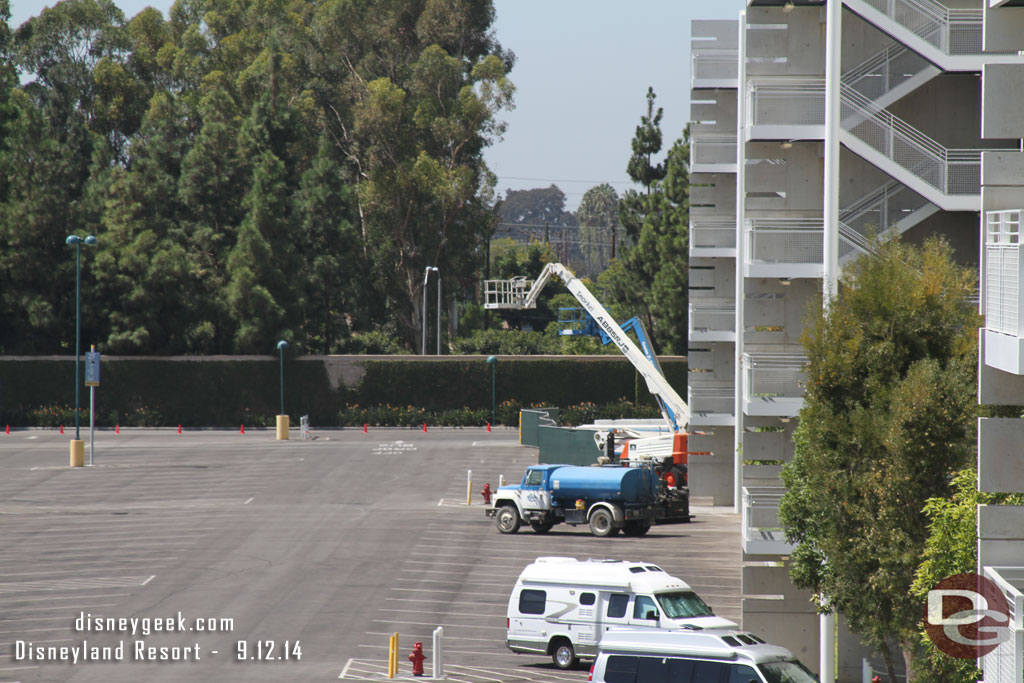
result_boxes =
[547,465,657,504]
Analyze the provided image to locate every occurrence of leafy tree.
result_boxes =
[605,88,689,354]
[910,468,1024,682]
[577,183,618,277]
[779,238,979,681]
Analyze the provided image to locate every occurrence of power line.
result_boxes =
[497,176,635,186]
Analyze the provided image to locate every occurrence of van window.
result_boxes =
[580,592,596,606]
[727,664,761,683]
[518,589,546,615]
[607,593,629,618]
[655,590,714,618]
[693,660,729,681]
[636,656,670,683]
[604,655,637,683]
[633,595,659,620]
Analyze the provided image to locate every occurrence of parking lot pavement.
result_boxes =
[0,427,741,682]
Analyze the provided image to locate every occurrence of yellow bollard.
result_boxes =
[466,469,473,505]
[276,414,289,440]
[69,440,84,467]
[387,632,398,678]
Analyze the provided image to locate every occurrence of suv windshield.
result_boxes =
[759,660,819,683]
[655,591,714,618]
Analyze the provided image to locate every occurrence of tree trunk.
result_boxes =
[901,642,915,682]
[879,641,898,682]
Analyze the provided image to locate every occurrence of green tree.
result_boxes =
[779,238,979,681]
[577,183,618,277]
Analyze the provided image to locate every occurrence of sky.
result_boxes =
[10,0,749,211]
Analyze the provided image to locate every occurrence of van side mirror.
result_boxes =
[645,610,658,620]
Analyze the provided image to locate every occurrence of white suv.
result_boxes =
[590,629,818,683]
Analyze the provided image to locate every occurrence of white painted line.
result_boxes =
[0,602,119,613]
[142,575,155,585]
[245,497,254,504]
[371,619,505,630]
[0,664,38,671]
[0,593,130,604]
[437,498,444,506]
[339,657,354,678]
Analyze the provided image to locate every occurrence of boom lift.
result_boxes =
[484,263,696,490]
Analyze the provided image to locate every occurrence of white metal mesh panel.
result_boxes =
[691,218,736,250]
[692,47,738,82]
[746,219,823,265]
[743,353,808,399]
[742,487,786,540]
[690,301,736,333]
[691,134,737,165]
[985,211,1023,337]
[483,278,533,309]
[981,567,1024,683]
[844,43,931,102]
[860,0,982,56]
[747,79,825,127]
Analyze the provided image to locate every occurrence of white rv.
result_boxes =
[591,629,818,683]
[506,556,738,669]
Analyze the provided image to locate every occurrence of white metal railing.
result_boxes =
[690,133,737,166]
[484,277,533,309]
[747,78,986,197]
[692,47,738,84]
[840,180,931,244]
[741,486,794,554]
[691,218,736,251]
[746,79,825,128]
[688,381,735,414]
[745,218,823,265]
[985,210,1024,337]
[859,0,982,55]
[689,300,736,335]
[981,566,1024,683]
[743,353,808,401]
[842,42,933,103]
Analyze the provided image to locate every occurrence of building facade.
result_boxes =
[689,0,1024,679]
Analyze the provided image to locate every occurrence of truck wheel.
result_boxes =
[550,639,577,669]
[623,520,652,537]
[495,505,520,534]
[529,520,554,534]
[588,508,614,537]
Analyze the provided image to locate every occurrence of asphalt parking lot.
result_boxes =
[0,427,740,682]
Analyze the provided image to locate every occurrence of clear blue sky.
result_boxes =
[11,0,748,211]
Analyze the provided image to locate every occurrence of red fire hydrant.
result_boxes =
[408,641,426,676]
[481,483,492,505]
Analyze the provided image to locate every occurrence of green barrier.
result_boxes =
[537,424,603,466]
[519,408,559,447]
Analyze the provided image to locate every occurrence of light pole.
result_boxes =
[435,270,442,355]
[422,266,438,355]
[486,355,497,426]
[276,340,289,440]
[66,233,96,467]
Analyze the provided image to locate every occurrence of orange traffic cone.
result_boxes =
[240,424,245,434]
[363,423,368,434]
[5,424,9,435]
[487,423,491,433]
[115,424,120,434]
[178,424,182,434]
[422,423,428,433]
[60,425,64,435]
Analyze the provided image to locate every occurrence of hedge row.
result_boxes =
[0,356,686,428]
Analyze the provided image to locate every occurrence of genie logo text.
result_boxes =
[925,573,1011,658]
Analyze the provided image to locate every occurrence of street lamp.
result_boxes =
[486,355,498,426]
[66,233,96,467]
[276,340,289,440]
[422,266,438,355]
[435,270,442,355]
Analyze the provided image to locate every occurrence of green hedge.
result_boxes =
[0,356,686,428]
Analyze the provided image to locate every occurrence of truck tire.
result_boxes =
[529,520,554,534]
[588,508,615,537]
[623,520,652,537]
[550,639,577,669]
[495,505,521,534]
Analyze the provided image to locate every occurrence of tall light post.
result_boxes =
[422,266,438,355]
[276,340,289,440]
[486,355,498,426]
[435,270,442,355]
[66,234,96,467]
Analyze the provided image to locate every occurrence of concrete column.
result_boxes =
[823,0,842,307]
[820,610,835,681]
[276,415,289,440]
[70,439,84,467]
[733,10,747,515]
